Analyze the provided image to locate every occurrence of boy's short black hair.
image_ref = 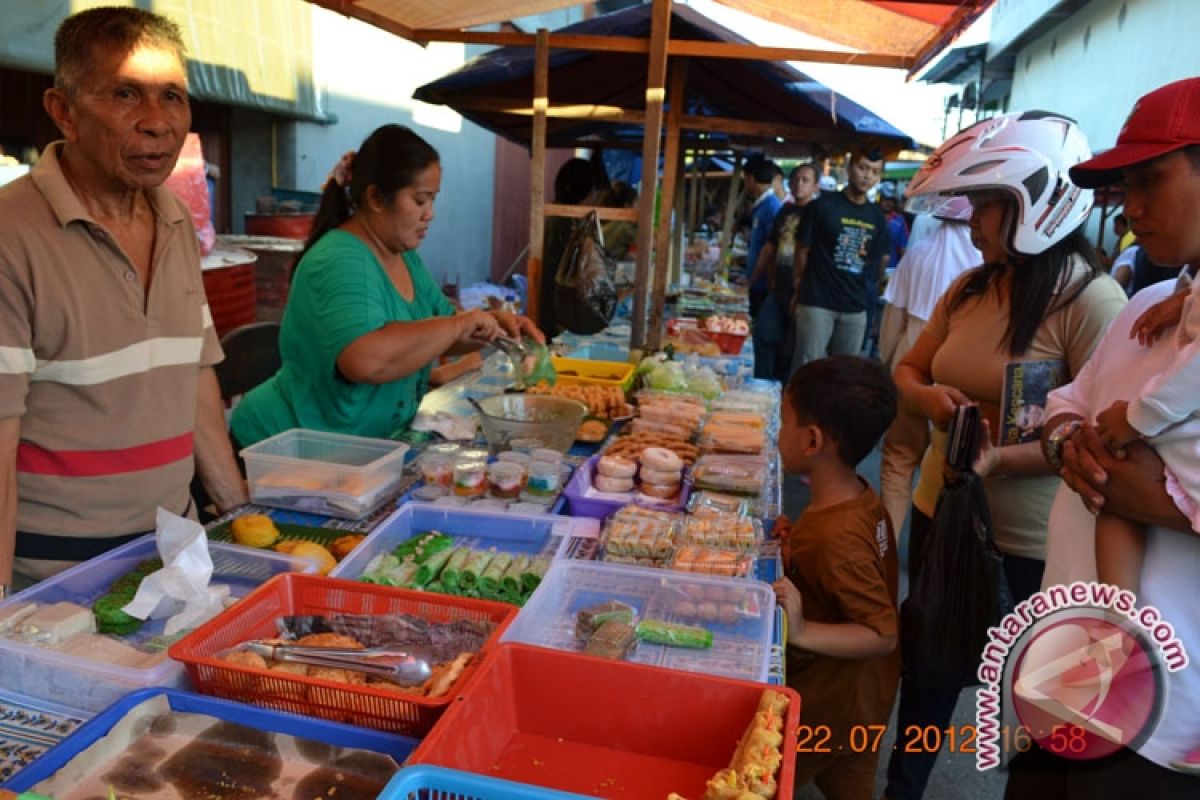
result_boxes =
[786,356,897,467]
[743,153,777,184]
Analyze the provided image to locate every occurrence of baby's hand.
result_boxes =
[1130,290,1186,347]
[772,577,805,638]
[1095,401,1140,451]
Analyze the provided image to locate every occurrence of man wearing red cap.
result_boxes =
[1010,77,1200,798]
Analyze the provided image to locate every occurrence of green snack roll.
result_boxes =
[425,580,446,594]
[460,549,495,591]
[440,546,473,592]
[479,552,514,595]
[635,619,713,649]
[93,593,143,635]
[501,555,530,596]
[391,531,441,560]
[379,561,418,587]
[414,543,457,586]
[522,556,551,593]
[413,533,454,564]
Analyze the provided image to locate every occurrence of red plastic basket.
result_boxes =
[168,573,516,736]
[703,329,749,355]
[410,643,802,798]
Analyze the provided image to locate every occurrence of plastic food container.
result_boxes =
[452,460,488,497]
[488,462,526,500]
[691,453,769,496]
[330,504,573,583]
[241,429,409,519]
[530,448,564,465]
[408,644,800,799]
[496,450,532,469]
[503,560,775,682]
[564,456,691,519]
[671,545,755,578]
[4,688,417,794]
[169,574,516,736]
[680,513,763,552]
[0,535,316,712]
[523,460,562,502]
[419,453,454,488]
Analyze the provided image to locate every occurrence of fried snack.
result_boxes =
[307,666,366,685]
[296,633,364,649]
[704,768,749,800]
[672,546,753,578]
[231,513,280,548]
[278,540,338,575]
[222,649,269,670]
[528,382,631,419]
[603,432,698,465]
[425,651,473,698]
[578,419,608,442]
[330,534,365,561]
[758,689,790,717]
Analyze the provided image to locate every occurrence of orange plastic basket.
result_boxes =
[410,643,802,798]
[169,573,516,736]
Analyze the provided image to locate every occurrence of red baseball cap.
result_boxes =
[1070,77,1200,188]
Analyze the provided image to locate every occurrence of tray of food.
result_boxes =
[330,504,573,606]
[563,456,691,520]
[409,643,799,800]
[501,559,775,683]
[206,515,367,575]
[0,535,316,712]
[169,574,516,736]
[408,448,572,514]
[3,688,416,797]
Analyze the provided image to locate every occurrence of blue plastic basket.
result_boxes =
[379,765,589,800]
[3,688,418,792]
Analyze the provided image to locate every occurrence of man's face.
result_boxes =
[1122,150,1200,266]
[848,156,883,194]
[791,169,817,204]
[52,42,190,191]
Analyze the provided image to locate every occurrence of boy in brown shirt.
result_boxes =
[773,355,900,800]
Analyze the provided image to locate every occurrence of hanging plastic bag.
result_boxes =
[163,133,216,255]
[554,211,618,335]
[522,341,558,387]
[900,405,1013,687]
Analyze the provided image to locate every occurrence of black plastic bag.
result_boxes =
[554,210,618,334]
[900,408,1013,688]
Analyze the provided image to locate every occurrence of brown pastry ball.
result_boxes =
[330,534,365,561]
[674,600,698,620]
[697,602,719,623]
[222,649,268,670]
[718,603,739,625]
[307,666,366,685]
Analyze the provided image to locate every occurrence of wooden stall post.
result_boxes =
[526,28,550,326]
[630,0,672,351]
[670,144,687,286]
[647,57,688,351]
[717,152,743,273]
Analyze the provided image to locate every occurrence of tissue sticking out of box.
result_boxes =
[121,508,231,636]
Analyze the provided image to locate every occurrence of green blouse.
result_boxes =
[231,230,455,446]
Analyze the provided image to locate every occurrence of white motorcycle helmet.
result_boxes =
[906,111,1094,256]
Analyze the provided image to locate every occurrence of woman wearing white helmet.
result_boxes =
[882,111,1127,800]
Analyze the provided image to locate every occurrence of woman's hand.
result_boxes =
[455,309,503,346]
[922,383,971,431]
[1130,290,1186,346]
[491,311,546,345]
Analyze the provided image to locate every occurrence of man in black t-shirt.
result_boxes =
[789,149,889,374]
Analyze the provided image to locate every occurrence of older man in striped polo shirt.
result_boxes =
[0,7,247,592]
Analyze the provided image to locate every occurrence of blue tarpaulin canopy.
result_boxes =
[414,3,915,154]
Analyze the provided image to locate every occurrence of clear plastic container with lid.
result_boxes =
[501,560,775,682]
[452,460,488,497]
[488,462,526,500]
[241,429,409,519]
[522,460,562,502]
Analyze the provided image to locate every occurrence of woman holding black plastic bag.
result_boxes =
[881,112,1126,800]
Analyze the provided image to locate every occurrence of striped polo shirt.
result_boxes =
[0,142,222,555]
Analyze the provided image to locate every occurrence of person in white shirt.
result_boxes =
[1018,76,1200,798]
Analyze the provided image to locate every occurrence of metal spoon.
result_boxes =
[243,641,433,686]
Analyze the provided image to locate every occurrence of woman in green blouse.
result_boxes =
[231,125,541,446]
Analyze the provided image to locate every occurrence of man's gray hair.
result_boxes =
[54,6,186,94]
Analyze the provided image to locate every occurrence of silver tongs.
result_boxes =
[493,336,531,359]
[243,641,432,686]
